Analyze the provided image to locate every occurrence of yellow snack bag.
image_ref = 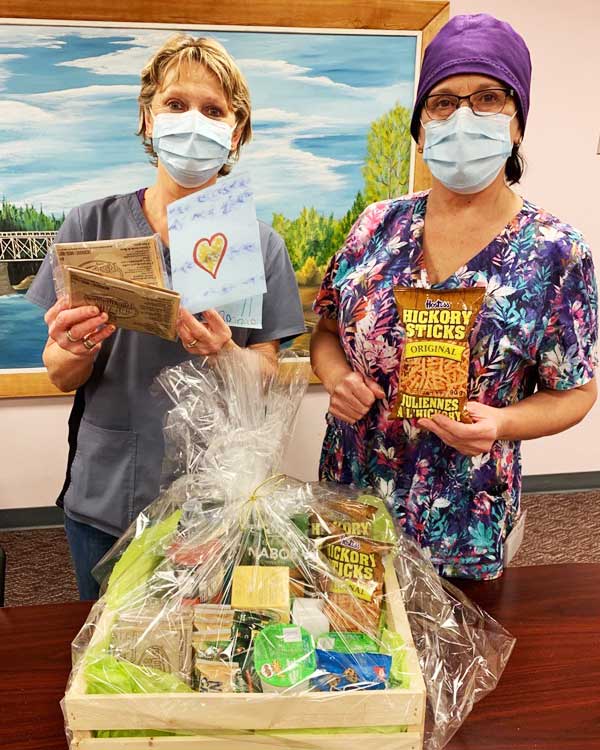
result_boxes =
[392,287,485,423]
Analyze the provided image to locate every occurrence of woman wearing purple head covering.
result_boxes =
[310,14,598,579]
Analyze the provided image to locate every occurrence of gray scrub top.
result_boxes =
[27,190,305,536]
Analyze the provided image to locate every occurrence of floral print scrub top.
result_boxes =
[314,191,598,580]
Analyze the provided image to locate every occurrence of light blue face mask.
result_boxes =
[422,107,515,194]
[152,110,234,188]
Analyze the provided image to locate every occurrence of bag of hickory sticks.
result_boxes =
[392,287,485,423]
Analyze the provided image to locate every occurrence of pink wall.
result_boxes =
[1,2,599,512]
[450,0,600,258]
[451,0,600,474]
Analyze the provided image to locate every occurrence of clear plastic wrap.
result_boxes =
[392,530,515,748]
[48,234,180,340]
[62,349,514,749]
[49,234,170,300]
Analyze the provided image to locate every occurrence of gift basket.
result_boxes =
[62,349,514,750]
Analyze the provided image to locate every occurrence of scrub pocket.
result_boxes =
[64,418,138,534]
[426,487,507,574]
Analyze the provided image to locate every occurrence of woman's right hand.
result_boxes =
[328,370,385,424]
[45,298,116,357]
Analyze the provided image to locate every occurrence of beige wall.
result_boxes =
[1,0,599,511]
[1,396,71,510]
[450,0,600,473]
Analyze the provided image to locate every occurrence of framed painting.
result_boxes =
[0,1,449,398]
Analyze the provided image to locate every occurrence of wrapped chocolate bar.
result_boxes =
[62,350,514,750]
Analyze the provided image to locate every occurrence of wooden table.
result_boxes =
[1,564,598,750]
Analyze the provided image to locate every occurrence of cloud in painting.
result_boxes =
[241,129,361,216]
[253,107,301,123]
[20,84,139,104]
[253,107,347,131]
[0,135,71,166]
[237,59,311,77]
[237,57,362,93]
[60,44,412,106]
[58,44,159,77]
[16,162,156,216]
[0,28,66,49]
[11,85,140,127]
[56,29,196,76]
[0,25,171,49]
[58,38,352,91]
[0,100,56,128]
[0,53,25,89]
[1,23,417,219]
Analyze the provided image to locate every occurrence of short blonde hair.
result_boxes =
[137,34,252,176]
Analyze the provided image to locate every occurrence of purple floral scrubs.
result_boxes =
[314,191,598,579]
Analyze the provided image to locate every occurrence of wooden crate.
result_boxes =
[64,557,426,750]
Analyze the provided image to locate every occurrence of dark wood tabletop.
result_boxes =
[1,564,599,750]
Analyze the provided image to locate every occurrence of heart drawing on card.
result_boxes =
[193,232,228,279]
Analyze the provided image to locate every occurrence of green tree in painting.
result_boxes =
[295,256,322,286]
[0,198,64,232]
[274,190,367,280]
[362,104,411,203]
[338,190,368,237]
[273,103,412,289]
[272,207,338,269]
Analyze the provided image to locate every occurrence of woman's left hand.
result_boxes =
[417,401,505,456]
[177,307,233,355]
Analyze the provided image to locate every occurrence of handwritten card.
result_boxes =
[219,294,263,329]
[168,173,266,319]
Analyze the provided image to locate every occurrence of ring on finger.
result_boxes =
[187,338,198,348]
[82,335,96,351]
[66,329,81,344]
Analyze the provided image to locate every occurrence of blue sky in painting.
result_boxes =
[0,24,417,221]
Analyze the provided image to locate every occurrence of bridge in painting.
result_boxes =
[0,231,57,262]
[0,231,57,295]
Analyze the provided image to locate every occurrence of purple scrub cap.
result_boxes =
[410,13,532,140]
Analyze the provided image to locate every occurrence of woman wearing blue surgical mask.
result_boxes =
[310,14,598,580]
[26,35,305,599]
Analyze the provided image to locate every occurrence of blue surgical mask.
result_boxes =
[152,110,234,188]
[422,107,515,194]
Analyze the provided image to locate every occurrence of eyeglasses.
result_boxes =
[424,88,514,120]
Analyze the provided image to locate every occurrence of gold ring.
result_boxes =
[187,339,198,348]
[83,337,96,351]
[66,329,81,344]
